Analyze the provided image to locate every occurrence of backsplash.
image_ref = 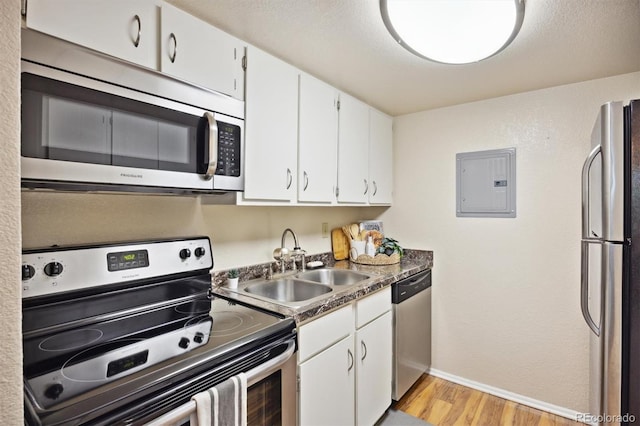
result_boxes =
[21,191,388,270]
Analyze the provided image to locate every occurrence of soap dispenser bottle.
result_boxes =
[365,235,375,256]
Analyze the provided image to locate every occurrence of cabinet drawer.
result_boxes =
[298,304,353,363]
[356,287,391,329]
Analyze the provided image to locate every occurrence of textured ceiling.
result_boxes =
[167,0,640,116]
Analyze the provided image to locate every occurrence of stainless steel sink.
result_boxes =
[244,279,332,303]
[296,269,370,286]
[239,268,372,308]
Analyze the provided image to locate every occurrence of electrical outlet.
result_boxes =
[322,223,329,238]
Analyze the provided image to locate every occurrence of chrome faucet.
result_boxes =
[273,228,306,273]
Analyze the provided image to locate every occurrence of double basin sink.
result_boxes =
[241,268,371,307]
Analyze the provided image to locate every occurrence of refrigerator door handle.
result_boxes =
[581,144,602,240]
[581,240,600,336]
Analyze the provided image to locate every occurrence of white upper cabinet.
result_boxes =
[338,93,370,204]
[298,73,339,203]
[25,1,394,207]
[368,109,393,205]
[243,46,299,202]
[160,3,244,100]
[26,0,159,69]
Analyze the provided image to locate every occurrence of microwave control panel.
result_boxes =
[216,123,241,177]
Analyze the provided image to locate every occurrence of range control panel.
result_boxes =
[107,250,149,272]
[22,237,213,299]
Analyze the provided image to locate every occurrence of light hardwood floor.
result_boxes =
[393,375,585,426]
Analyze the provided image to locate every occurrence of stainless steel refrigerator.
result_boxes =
[581,99,639,425]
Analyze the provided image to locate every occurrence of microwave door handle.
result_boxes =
[203,112,218,181]
[581,145,601,239]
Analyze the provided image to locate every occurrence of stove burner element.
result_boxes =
[39,329,104,352]
[28,319,215,408]
[61,338,145,383]
[174,299,211,314]
[211,311,245,335]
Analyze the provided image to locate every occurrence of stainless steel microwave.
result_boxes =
[20,30,244,194]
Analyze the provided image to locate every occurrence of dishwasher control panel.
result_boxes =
[392,269,431,304]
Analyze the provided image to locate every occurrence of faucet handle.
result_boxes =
[300,252,307,272]
[264,265,274,280]
[273,247,289,261]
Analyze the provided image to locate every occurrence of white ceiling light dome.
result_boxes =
[380,0,526,65]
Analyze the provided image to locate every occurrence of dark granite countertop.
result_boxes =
[211,249,433,324]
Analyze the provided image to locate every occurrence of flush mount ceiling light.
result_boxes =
[380,0,525,65]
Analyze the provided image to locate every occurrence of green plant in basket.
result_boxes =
[377,238,403,258]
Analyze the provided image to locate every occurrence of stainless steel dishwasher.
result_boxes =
[392,269,432,401]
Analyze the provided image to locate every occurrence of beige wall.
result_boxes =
[22,192,386,270]
[0,0,23,423]
[380,71,640,412]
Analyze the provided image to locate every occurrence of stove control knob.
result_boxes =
[193,332,205,344]
[194,247,206,258]
[179,249,191,260]
[22,265,35,281]
[44,383,64,400]
[178,337,190,349]
[44,262,63,277]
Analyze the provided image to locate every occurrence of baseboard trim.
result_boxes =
[428,368,583,422]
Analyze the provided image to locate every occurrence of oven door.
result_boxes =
[21,61,244,193]
[145,338,297,426]
[24,333,297,426]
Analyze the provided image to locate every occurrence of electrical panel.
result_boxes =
[456,148,516,218]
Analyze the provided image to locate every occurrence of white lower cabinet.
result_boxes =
[355,311,393,426]
[298,288,392,426]
[299,334,355,426]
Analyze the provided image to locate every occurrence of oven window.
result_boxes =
[21,73,199,173]
[247,371,282,426]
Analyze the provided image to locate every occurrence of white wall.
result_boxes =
[380,71,640,412]
[21,192,387,270]
[0,0,23,422]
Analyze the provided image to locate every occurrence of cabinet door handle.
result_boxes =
[361,341,367,361]
[169,33,178,63]
[133,15,141,47]
[286,168,293,189]
[347,349,354,372]
[303,171,309,191]
[372,181,377,196]
[364,179,369,195]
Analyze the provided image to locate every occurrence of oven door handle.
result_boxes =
[144,340,296,426]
